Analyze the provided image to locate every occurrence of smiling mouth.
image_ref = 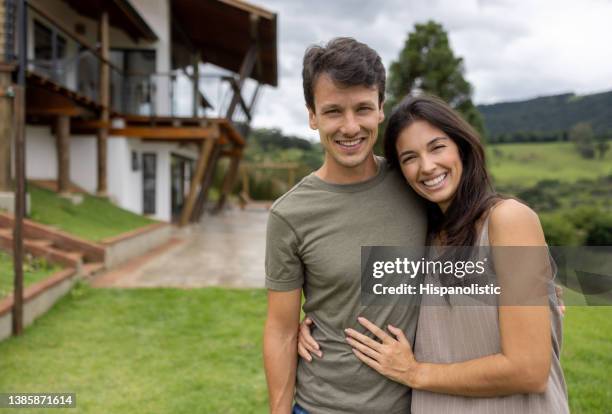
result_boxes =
[421,172,447,188]
[335,138,365,148]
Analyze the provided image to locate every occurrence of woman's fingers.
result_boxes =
[298,317,322,357]
[387,324,410,346]
[299,319,322,357]
[357,316,392,343]
[344,327,383,351]
[352,348,382,373]
[346,336,380,361]
[298,341,312,362]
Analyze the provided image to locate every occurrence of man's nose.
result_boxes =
[340,112,360,137]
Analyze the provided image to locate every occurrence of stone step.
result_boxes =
[82,262,105,277]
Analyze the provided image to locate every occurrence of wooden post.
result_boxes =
[192,52,200,117]
[179,137,216,226]
[191,142,222,221]
[13,0,27,336]
[0,71,12,192]
[214,154,241,212]
[96,10,109,196]
[56,115,70,194]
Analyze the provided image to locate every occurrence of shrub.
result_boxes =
[585,214,612,245]
[540,214,578,246]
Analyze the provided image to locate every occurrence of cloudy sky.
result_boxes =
[243,0,612,140]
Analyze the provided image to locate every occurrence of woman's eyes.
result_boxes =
[432,145,445,151]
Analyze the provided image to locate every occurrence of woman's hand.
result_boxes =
[297,317,322,362]
[345,316,421,387]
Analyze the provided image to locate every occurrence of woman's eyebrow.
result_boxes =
[427,136,449,146]
[398,149,416,158]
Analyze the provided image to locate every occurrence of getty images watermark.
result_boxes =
[361,246,612,306]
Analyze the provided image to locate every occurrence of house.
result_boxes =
[0,0,278,223]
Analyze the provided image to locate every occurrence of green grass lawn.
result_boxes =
[28,184,156,242]
[488,142,612,186]
[0,285,609,413]
[0,285,268,414]
[0,251,59,300]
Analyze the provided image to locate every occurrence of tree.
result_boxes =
[569,122,595,159]
[595,134,610,160]
[384,21,484,136]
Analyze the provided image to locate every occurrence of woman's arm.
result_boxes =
[347,200,554,397]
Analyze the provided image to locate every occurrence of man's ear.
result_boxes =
[308,106,318,130]
[378,101,385,124]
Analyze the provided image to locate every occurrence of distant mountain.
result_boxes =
[478,90,612,143]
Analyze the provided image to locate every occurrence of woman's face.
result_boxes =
[395,120,463,212]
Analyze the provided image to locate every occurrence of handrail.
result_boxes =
[28,1,123,74]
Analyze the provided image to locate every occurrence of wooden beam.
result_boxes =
[179,138,216,226]
[55,115,70,194]
[226,77,252,121]
[96,10,110,196]
[214,155,241,212]
[225,44,258,120]
[191,143,222,221]
[109,126,217,139]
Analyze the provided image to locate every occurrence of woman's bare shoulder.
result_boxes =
[488,199,545,246]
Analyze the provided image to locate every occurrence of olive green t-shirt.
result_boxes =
[265,158,427,414]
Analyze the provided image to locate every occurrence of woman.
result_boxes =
[298,94,569,413]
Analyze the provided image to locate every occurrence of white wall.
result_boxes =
[24,0,202,223]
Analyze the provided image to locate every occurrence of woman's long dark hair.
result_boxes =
[384,94,502,247]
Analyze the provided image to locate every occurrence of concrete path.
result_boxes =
[93,207,269,288]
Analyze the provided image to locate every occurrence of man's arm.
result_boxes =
[264,288,302,414]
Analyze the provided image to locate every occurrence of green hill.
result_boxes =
[478,90,612,143]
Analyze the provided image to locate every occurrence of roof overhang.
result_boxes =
[172,0,278,87]
[63,0,158,42]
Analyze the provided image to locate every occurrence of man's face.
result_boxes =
[308,74,384,170]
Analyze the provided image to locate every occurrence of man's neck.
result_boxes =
[315,153,379,184]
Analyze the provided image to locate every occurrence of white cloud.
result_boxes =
[250,0,612,138]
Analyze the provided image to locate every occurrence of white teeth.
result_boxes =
[423,173,447,187]
[336,138,362,147]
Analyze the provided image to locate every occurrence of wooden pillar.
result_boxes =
[192,52,200,117]
[179,137,216,226]
[0,71,12,191]
[225,44,258,120]
[96,10,109,195]
[191,143,222,221]
[214,154,241,212]
[55,115,70,194]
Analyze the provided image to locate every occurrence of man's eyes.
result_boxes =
[357,106,373,112]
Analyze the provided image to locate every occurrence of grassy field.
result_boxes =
[0,251,59,300]
[28,185,155,242]
[488,141,612,186]
[0,285,609,413]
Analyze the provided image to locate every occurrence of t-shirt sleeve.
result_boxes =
[265,210,304,291]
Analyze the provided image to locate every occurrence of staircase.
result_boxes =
[0,213,105,278]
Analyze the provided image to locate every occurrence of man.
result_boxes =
[263,37,427,414]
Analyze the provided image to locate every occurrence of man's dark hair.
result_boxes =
[302,37,386,110]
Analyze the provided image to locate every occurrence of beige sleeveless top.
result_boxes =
[412,211,569,413]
